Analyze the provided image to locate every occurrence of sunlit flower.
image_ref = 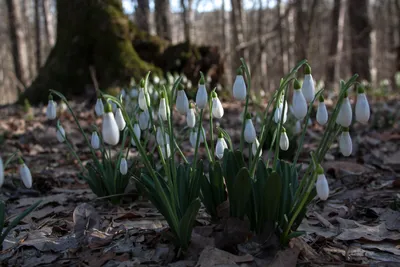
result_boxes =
[138,82,150,111]
[91,131,100,150]
[316,95,328,125]
[279,127,289,151]
[336,93,352,127]
[158,92,168,121]
[252,138,262,157]
[355,86,370,124]
[156,127,170,146]
[131,123,141,147]
[339,127,352,156]
[211,91,224,119]
[301,65,315,102]
[115,108,126,131]
[56,122,66,143]
[187,103,196,128]
[161,143,171,158]
[139,110,150,130]
[95,98,104,116]
[189,128,204,148]
[274,100,288,124]
[315,165,329,200]
[196,76,207,109]
[120,158,128,175]
[244,114,256,143]
[176,87,189,114]
[292,80,308,120]
[102,104,120,145]
[46,95,57,120]
[233,68,247,101]
[19,159,32,188]
[215,133,228,159]
[294,120,301,134]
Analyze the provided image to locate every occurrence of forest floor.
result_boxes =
[0,96,400,267]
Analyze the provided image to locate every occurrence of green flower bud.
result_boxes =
[305,64,312,75]
[294,79,301,90]
[104,103,112,113]
[319,94,324,102]
[316,164,324,175]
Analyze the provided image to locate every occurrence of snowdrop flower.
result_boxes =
[59,101,68,113]
[233,68,247,101]
[176,86,189,114]
[158,92,168,121]
[19,158,32,188]
[294,120,301,134]
[139,110,150,130]
[189,129,204,148]
[336,92,352,127]
[95,98,104,116]
[130,88,139,98]
[339,127,352,156]
[355,86,370,124]
[316,95,328,125]
[196,75,207,109]
[91,132,100,150]
[130,123,141,147]
[121,89,126,98]
[274,100,288,124]
[46,95,57,120]
[279,127,289,151]
[138,81,150,111]
[161,143,171,158]
[187,103,196,128]
[56,122,66,143]
[252,138,262,157]
[120,158,128,175]
[211,91,224,119]
[102,103,120,145]
[302,65,315,102]
[153,76,160,84]
[315,165,329,200]
[292,80,308,120]
[156,127,170,146]
[0,156,4,188]
[244,114,256,143]
[215,132,228,159]
[108,100,117,113]
[115,108,126,131]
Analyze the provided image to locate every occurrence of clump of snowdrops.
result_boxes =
[48,59,370,251]
[0,153,41,247]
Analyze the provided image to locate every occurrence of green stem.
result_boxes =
[192,109,204,167]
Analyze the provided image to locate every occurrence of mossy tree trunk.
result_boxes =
[21,0,156,104]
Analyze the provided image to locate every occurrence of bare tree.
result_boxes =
[155,0,172,41]
[180,0,194,43]
[5,0,30,88]
[348,0,371,81]
[230,0,245,68]
[135,0,150,32]
[42,0,55,48]
[326,0,340,88]
[35,0,42,72]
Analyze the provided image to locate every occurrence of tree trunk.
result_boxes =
[6,0,30,88]
[155,0,172,41]
[35,0,42,72]
[326,0,340,87]
[42,0,55,48]
[135,0,150,32]
[230,0,245,69]
[348,0,371,81]
[276,0,285,77]
[180,0,194,43]
[294,0,306,63]
[20,0,159,104]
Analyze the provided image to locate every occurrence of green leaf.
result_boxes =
[229,167,252,218]
[0,201,5,236]
[178,199,201,249]
[264,171,282,222]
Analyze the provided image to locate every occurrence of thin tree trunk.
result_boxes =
[276,0,285,77]
[393,0,400,89]
[155,0,172,41]
[135,0,150,32]
[326,0,340,88]
[294,0,306,63]
[35,0,42,72]
[348,0,371,81]
[335,0,346,84]
[180,0,193,43]
[6,0,30,88]
[231,0,245,69]
[42,0,55,47]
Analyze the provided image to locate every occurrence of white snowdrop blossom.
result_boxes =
[176,88,189,114]
[186,104,196,128]
[294,120,301,134]
[19,160,32,188]
[59,101,68,113]
[274,100,288,124]
[130,123,141,147]
[189,130,204,148]
[121,89,126,98]
[156,127,170,146]
[120,158,128,175]
[233,72,247,101]
[316,96,328,125]
[279,128,289,151]
[355,87,370,124]
[102,104,120,145]
[158,94,168,121]
[301,65,315,102]
[196,77,208,109]
[336,94,352,127]
[0,157,4,188]
[339,128,352,156]
[56,123,66,143]
[108,100,117,113]
[315,166,329,200]
[244,116,256,143]
[95,98,104,116]
[161,144,171,158]
[130,88,139,98]
[252,138,262,157]
[139,110,150,130]
[292,80,308,120]
[215,135,228,159]
[115,108,126,131]
[46,96,57,120]
[211,92,224,119]
[91,132,100,150]
[138,87,149,111]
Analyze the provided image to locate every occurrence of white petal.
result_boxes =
[355,93,370,123]
[56,125,66,143]
[138,88,149,111]
[274,102,288,124]
[215,138,227,159]
[187,108,196,128]
[292,90,308,120]
[130,88,139,98]
[158,98,168,121]
[95,99,104,116]
[316,102,328,125]
[233,75,247,101]
[102,112,120,145]
[244,119,256,143]
[0,157,4,188]
[115,108,126,130]
[294,120,301,134]
[46,100,57,120]
[120,158,128,175]
[252,138,262,157]
[212,97,224,119]
[316,174,329,200]
[336,98,352,127]
[161,143,171,158]
[19,164,32,188]
[156,127,170,146]
[302,74,315,102]
[196,84,208,109]
[176,90,189,114]
[131,124,141,147]
[139,111,150,130]
[91,132,100,149]
[339,131,352,156]
[279,132,289,151]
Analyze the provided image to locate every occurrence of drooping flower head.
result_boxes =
[138,79,149,111]
[187,102,196,128]
[120,157,128,175]
[302,64,315,103]
[91,131,100,150]
[339,127,352,157]
[196,73,208,109]
[336,92,352,127]
[176,84,189,114]
[211,91,224,119]
[215,131,228,159]
[56,120,66,143]
[233,67,247,101]
[244,113,256,143]
[315,165,329,200]
[102,103,120,145]
[19,157,32,189]
[316,94,328,125]
[279,127,289,151]
[158,91,168,121]
[115,107,126,131]
[46,94,57,120]
[355,86,370,124]
[292,79,308,120]
[95,97,104,117]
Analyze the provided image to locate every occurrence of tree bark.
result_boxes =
[348,0,371,81]
[230,0,245,69]
[42,0,55,48]
[155,0,172,41]
[6,0,30,88]
[135,0,150,32]
[326,0,340,87]
[180,0,194,43]
[35,0,42,72]
[21,0,159,104]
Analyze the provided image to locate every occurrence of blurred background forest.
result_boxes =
[1,0,400,105]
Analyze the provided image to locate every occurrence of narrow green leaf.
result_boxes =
[230,167,252,218]
[178,199,201,249]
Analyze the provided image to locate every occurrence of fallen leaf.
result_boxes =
[196,246,253,267]
[336,218,400,241]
